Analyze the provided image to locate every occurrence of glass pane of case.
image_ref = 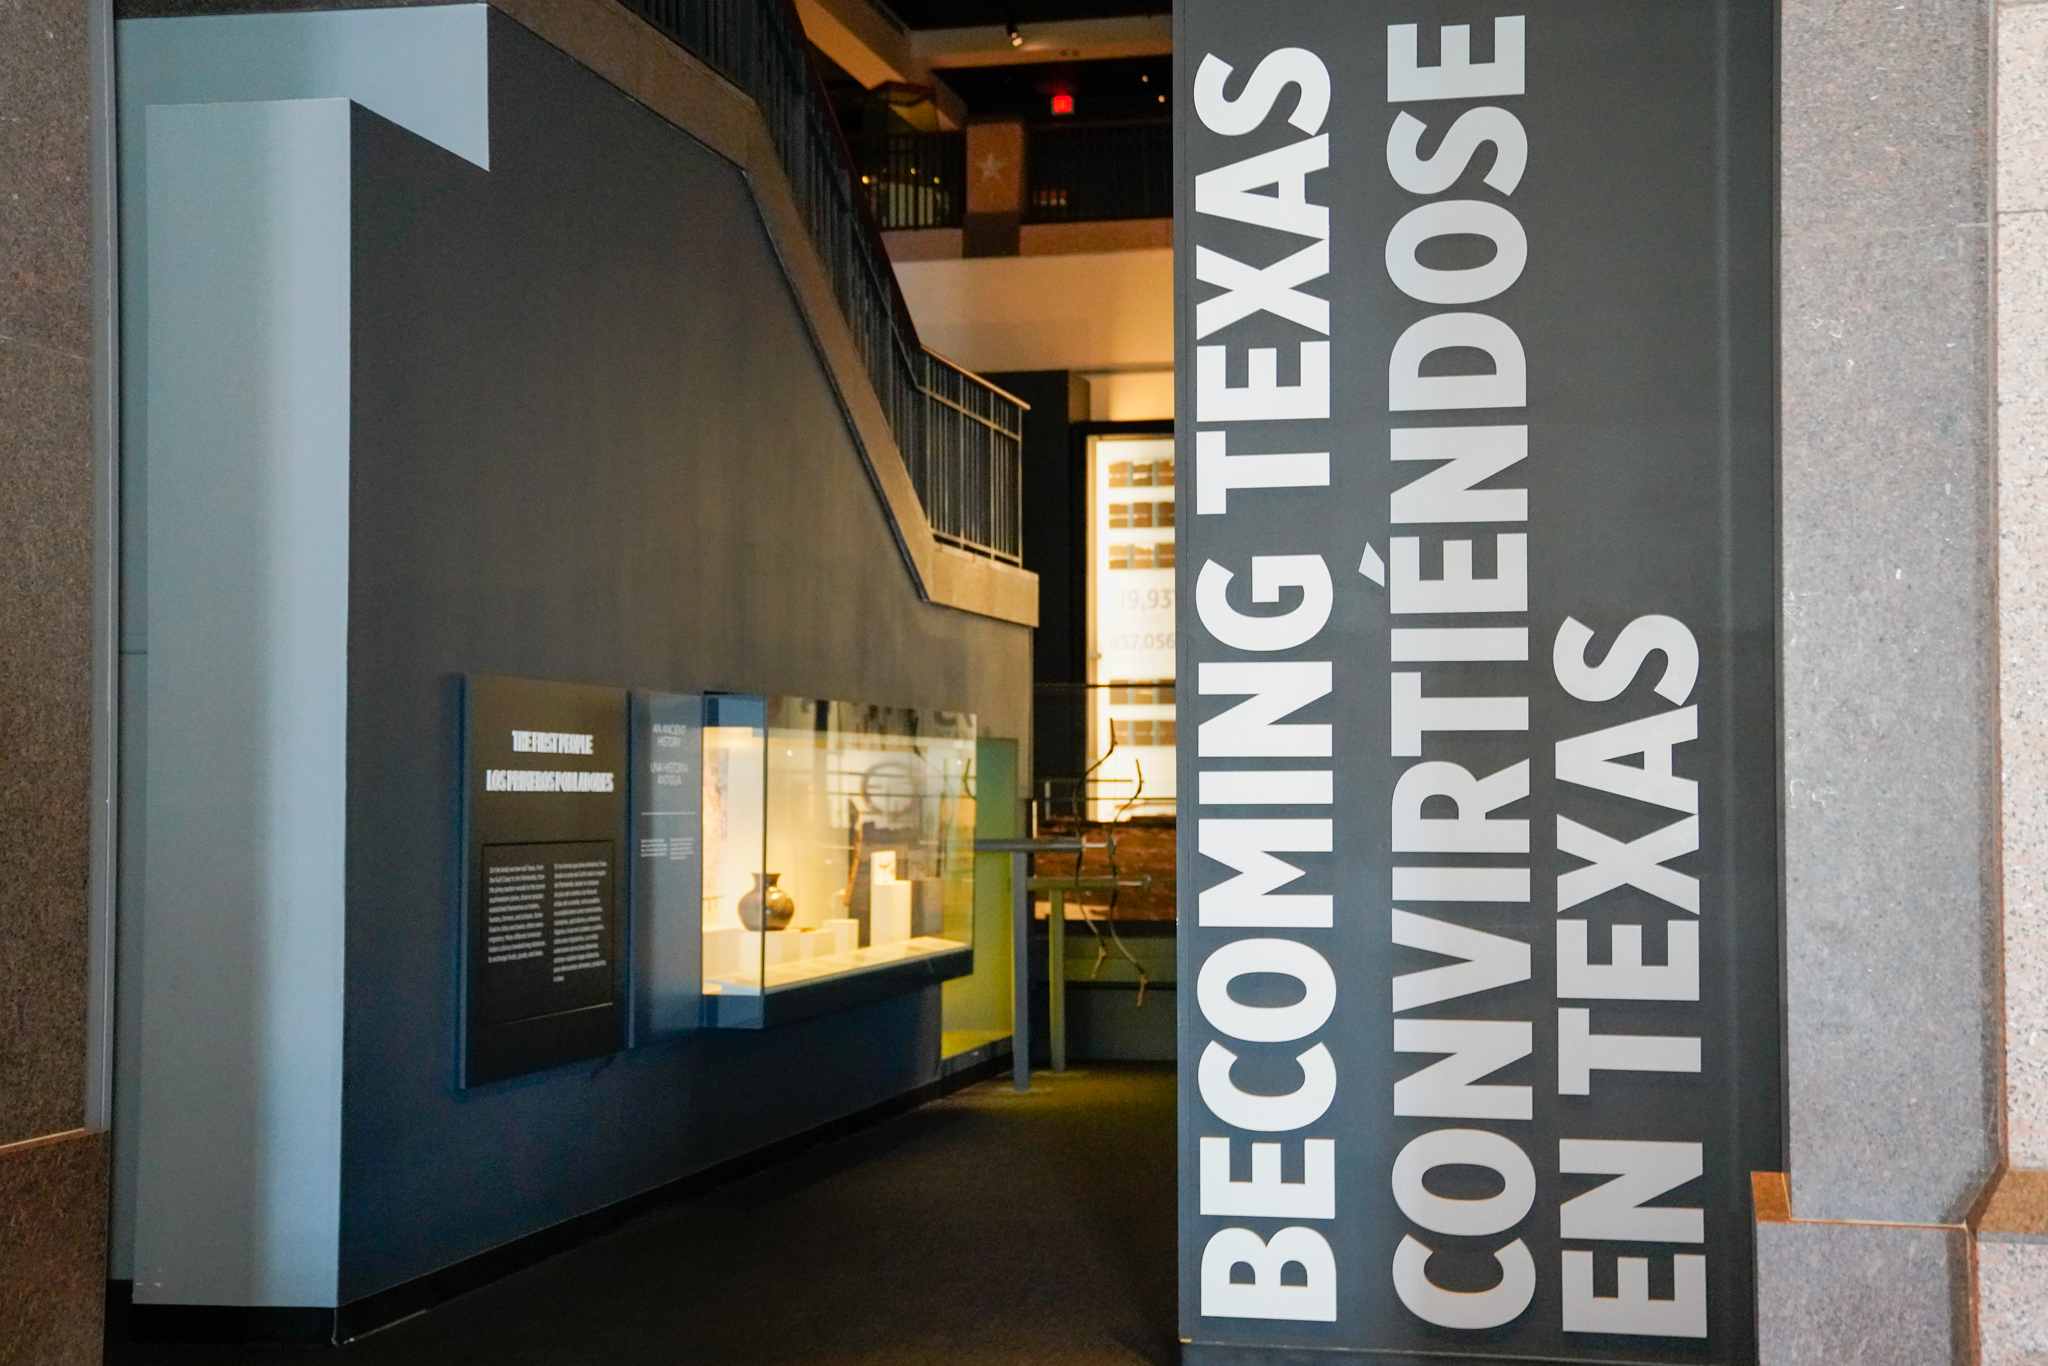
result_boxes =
[758,699,976,991]
[700,694,976,1024]
[700,696,767,1020]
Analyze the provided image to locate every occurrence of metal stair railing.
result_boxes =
[617,0,1024,564]
[854,130,966,231]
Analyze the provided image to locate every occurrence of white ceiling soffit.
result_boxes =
[892,249,1172,374]
[118,4,490,169]
[912,16,1171,69]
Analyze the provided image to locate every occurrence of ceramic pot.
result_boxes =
[738,872,796,932]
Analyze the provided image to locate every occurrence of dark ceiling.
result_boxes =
[880,0,1168,30]
[936,55,1171,122]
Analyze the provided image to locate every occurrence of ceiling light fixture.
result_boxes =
[1007,23,1023,46]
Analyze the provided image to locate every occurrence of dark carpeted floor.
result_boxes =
[112,1064,1179,1366]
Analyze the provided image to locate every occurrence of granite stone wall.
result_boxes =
[0,0,110,1355]
[2002,0,2048,1185]
[1768,0,2000,1356]
[1770,0,2048,1356]
[1781,0,1997,1231]
[1983,0,2048,1359]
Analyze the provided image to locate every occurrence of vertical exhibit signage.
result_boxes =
[1174,3,1779,1362]
[463,675,630,1086]
[632,690,705,1043]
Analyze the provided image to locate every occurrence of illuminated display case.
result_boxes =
[699,695,977,1027]
[1089,434,1178,820]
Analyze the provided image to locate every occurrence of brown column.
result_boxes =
[0,0,110,1352]
[963,119,1023,258]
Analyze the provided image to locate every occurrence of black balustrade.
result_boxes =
[617,0,1022,563]
[1024,119,1172,224]
[853,131,966,231]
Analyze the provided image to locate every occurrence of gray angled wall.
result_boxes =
[338,21,1033,1296]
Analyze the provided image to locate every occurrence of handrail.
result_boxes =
[616,0,1025,564]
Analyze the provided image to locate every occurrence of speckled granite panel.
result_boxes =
[1784,0,1989,236]
[0,0,91,358]
[2004,8,2048,213]
[1980,1239,2048,1365]
[2003,210,2048,1168]
[0,337,94,1146]
[1780,217,1999,1224]
[1757,1220,1968,1366]
[1781,0,1999,1226]
[0,1132,107,1366]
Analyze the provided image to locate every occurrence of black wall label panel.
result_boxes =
[474,841,617,1025]
[1173,3,1779,1362]
[463,675,629,1086]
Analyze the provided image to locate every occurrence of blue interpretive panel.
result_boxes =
[632,690,705,1044]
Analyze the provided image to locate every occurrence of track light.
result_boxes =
[1007,23,1023,47]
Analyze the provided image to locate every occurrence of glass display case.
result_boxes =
[699,695,977,1027]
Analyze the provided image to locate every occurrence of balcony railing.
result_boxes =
[855,131,966,230]
[616,0,1022,564]
[911,352,1023,560]
[1025,119,1172,223]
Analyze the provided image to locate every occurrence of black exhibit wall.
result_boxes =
[341,14,1029,1302]
[1175,5,1779,1365]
